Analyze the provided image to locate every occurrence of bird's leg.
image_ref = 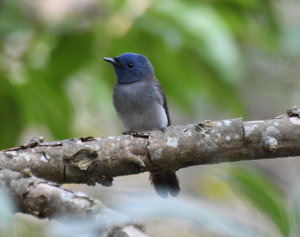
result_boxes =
[158,126,166,132]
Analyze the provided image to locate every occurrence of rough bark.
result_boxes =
[0,106,299,234]
[0,169,148,237]
[0,114,300,187]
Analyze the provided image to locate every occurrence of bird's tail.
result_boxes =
[150,171,180,198]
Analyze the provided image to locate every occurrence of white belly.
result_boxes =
[117,103,168,132]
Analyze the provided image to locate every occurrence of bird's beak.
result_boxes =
[103,57,121,66]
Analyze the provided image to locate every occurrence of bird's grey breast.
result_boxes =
[113,80,168,131]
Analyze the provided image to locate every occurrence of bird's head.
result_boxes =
[103,53,154,84]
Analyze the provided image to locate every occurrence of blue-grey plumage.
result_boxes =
[113,78,169,132]
[103,53,180,198]
[103,53,170,132]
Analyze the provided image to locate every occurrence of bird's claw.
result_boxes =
[159,126,166,132]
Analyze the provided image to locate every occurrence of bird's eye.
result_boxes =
[127,63,134,69]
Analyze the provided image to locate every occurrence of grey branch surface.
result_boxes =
[1,113,300,187]
[0,106,300,234]
[0,168,149,237]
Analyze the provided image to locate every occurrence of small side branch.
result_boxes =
[0,169,149,237]
[0,168,104,220]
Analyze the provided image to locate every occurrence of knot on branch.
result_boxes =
[287,105,300,117]
[24,136,44,147]
[20,168,32,178]
[195,120,213,134]
[64,145,98,171]
[263,137,278,153]
[261,125,282,153]
[125,153,146,168]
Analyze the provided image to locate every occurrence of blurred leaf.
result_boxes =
[113,193,266,237]
[12,31,95,140]
[217,0,261,8]
[291,181,300,235]
[13,74,73,140]
[153,0,242,84]
[211,0,280,51]
[0,77,23,149]
[227,167,290,237]
[45,32,94,82]
[0,0,30,35]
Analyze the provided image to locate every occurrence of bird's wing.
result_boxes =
[154,78,171,126]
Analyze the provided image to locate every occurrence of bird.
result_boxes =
[103,53,180,198]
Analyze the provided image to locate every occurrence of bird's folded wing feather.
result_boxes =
[154,78,171,126]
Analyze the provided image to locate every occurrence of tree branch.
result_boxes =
[0,169,149,237]
[0,106,299,234]
[0,112,300,187]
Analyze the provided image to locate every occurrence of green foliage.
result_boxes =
[227,167,290,236]
[16,32,95,139]
[0,2,299,237]
[0,0,282,149]
[0,76,22,149]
